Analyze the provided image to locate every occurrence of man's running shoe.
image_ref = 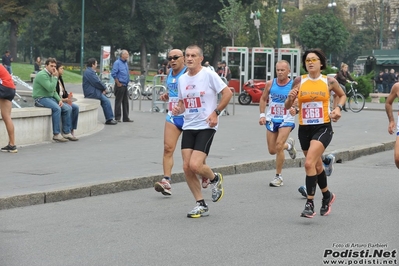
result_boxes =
[211,173,224,202]
[187,203,209,218]
[323,154,335,177]
[154,178,172,196]
[202,176,210,189]
[269,175,283,187]
[320,193,336,216]
[287,138,297,159]
[1,144,17,153]
[298,185,307,198]
[301,201,316,218]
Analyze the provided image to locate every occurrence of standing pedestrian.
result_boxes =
[204,61,215,72]
[2,51,13,74]
[220,61,231,81]
[0,64,17,152]
[258,60,297,187]
[172,45,232,218]
[382,69,390,93]
[388,69,396,93]
[111,50,133,123]
[285,48,346,218]
[375,70,384,93]
[385,82,399,169]
[154,49,187,196]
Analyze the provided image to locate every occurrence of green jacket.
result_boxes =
[32,69,61,101]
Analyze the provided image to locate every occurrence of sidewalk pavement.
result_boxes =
[1,84,397,210]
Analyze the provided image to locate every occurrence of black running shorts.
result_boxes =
[181,129,216,155]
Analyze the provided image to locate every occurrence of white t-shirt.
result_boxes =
[178,67,226,130]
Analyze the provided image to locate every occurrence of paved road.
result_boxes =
[1,151,398,266]
[0,84,397,210]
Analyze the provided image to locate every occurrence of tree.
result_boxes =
[298,14,349,61]
[215,0,247,46]
[359,0,390,48]
[0,0,58,60]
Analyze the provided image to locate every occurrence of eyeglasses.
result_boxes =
[167,55,182,61]
[305,58,320,64]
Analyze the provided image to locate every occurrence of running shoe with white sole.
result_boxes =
[269,175,283,187]
[320,192,336,216]
[287,138,297,159]
[187,203,209,218]
[298,185,307,198]
[323,154,335,177]
[154,178,172,196]
[211,173,224,202]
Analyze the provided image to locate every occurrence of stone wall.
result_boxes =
[0,93,102,146]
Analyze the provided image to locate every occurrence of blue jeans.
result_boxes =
[71,103,79,130]
[99,94,114,121]
[4,65,12,74]
[35,97,72,135]
[377,83,383,93]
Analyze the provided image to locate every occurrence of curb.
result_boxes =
[0,141,395,210]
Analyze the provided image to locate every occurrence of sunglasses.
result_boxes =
[305,58,320,64]
[168,55,182,61]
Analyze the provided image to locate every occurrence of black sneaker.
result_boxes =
[320,193,336,216]
[301,201,316,218]
[1,144,18,153]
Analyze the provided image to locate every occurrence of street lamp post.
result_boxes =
[276,0,285,49]
[327,0,337,65]
[395,19,399,49]
[250,10,262,47]
[379,0,384,50]
[80,0,85,75]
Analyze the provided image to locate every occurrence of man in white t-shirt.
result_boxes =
[172,45,232,218]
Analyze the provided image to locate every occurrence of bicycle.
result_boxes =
[99,74,114,98]
[128,77,153,100]
[346,81,365,113]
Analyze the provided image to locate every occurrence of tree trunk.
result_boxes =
[140,41,147,75]
[150,53,158,70]
[9,19,18,61]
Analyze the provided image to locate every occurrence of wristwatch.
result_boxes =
[214,109,221,116]
[337,104,343,111]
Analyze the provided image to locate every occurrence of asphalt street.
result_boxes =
[0,83,397,211]
[1,150,398,266]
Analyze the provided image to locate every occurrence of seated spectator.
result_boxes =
[33,57,77,142]
[34,57,41,73]
[82,58,117,125]
[0,64,17,152]
[55,61,79,137]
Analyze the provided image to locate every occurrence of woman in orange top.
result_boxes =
[285,48,346,218]
[0,64,17,152]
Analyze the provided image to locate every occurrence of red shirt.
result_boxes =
[0,64,15,89]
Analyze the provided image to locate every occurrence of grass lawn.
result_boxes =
[12,62,158,85]
[12,62,83,84]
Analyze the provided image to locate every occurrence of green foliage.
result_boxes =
[299,14,349,56]
[350,71,374,98]
[215,0,247,46]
